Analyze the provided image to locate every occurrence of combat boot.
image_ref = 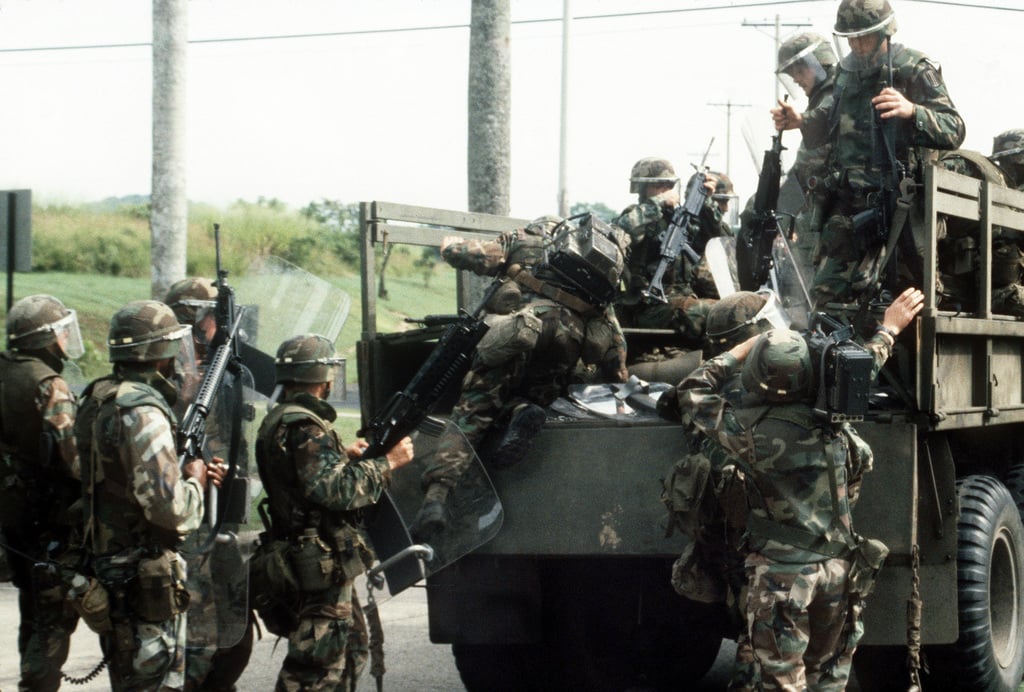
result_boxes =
[489,403,546,469]
[410,484,450,543]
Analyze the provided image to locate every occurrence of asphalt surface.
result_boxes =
[0,580,740,691]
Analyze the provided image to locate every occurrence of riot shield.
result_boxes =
[364,419,503,599]
[181,364,255,649]
[565,377,673,422]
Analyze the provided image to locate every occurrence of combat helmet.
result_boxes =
[705,291,770,354]
[7,294,84,358]
[992,130,1024,165]
[108,300,190,363]
[274,334,343,384]
[629,157,679,194]
[776,32,837,74]
[834,0,897,38]
[741,328,811,403]
[164,277,218,325]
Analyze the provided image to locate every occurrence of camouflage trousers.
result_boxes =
[738,553,862,692]
[614,292,715,350]
[276,582,369,692]
[16,574,79,691]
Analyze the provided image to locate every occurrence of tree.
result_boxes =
[467,0,511,216]
[570,201,618,224]
[151,0,188,299]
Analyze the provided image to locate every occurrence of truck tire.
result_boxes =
[925,474,1024,691]
[452,643,547,692]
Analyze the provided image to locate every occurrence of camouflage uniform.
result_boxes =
[0,295,82,692]
[777,33,838,275]
[798,1,965,307]
[426,219,627,479]
[679,330,887,691]
[255,334,387,692]
[613,158,725,344]
[76,300,204,692]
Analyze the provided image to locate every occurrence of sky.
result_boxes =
[0,0,1021,220]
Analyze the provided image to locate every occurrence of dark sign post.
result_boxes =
[0,190,33,311]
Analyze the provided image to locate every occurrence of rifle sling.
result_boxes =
[506,264,599,316]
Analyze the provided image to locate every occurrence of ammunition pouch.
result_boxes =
[848,536,889,597]
[249,534,300,637]
[131,549,189,623]
[326,524,373,582]
[290,528,337,592]
[485,280,523,315]
[476,309,542,367]
[661,452,711,538]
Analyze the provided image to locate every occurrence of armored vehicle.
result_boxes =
[357,164,1024,691]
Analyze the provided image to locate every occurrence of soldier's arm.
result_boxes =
[441,234,510,276]
[613,195,671,241]
[122,404,204,533]
[905,60,965,151]
[287,422,392,511]
[38,375,80,480]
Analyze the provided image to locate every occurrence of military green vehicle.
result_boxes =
[356,164,1024,691]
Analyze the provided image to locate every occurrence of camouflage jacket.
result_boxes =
[0,350,80,545]
[788,67,836,194]
[613,189,724,305]
[255,391,391,543]
[443,232,628,378]
[78,372,204,555]
[679,352,873,563]
[801,43,965,196]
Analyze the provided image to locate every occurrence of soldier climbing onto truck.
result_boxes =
[409,213,630,541]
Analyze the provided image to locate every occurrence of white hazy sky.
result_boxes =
[0,0,1020,219]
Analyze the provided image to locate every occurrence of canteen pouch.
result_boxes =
[290,529,336,592]
[476,309,542,367]
[132,550,189,623]
[249,537,300,637]
[848,536,889,597]
[70,574,113,634]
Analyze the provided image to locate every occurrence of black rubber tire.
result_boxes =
[925,474,1024,691]
[453,643,548,692]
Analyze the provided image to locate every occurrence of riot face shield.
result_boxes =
[363,419,503,600]
[777,45,829,100]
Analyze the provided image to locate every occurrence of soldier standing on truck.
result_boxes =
[409,215,629,541]
[254,334,414,691]
[771,0,965,310]
[0,295,84,692]
[678,287,923,690]
[774,33,839,274]
[613,157,726,349]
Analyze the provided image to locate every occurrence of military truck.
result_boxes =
[356,165,1024,692]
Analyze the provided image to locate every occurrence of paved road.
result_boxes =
[0,581,739,691]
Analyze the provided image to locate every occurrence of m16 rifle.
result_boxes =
[644,140,714,304]
[737,124,787,292]
[177,225,249,543]
[359,279,501,460]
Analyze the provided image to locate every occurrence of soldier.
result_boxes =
[709,171,738,232]
[0,295,83,691]
[772,0,965,309]
[76,300,222,691]
[254,334,414,691]
[613,157,725,347]
[678,288,923,690]
[991,129,1024,191]
[410,215,629,539]
[164,277,254,692]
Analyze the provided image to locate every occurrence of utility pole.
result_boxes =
[742,14,812,101]
[557,0,571,217]
[706,100,751,178]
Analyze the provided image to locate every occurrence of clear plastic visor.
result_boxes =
[777,46,829,99]
[992,146,1024,161]
[837,32,888,73]
[706,289,792,341]
[11,310,85,360]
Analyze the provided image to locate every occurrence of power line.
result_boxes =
[0,0,1019,55]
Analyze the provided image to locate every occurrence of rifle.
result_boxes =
[177,225,245,467]
[359,279,502,460]
[643,139,714,304]
[737,122,787,291]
